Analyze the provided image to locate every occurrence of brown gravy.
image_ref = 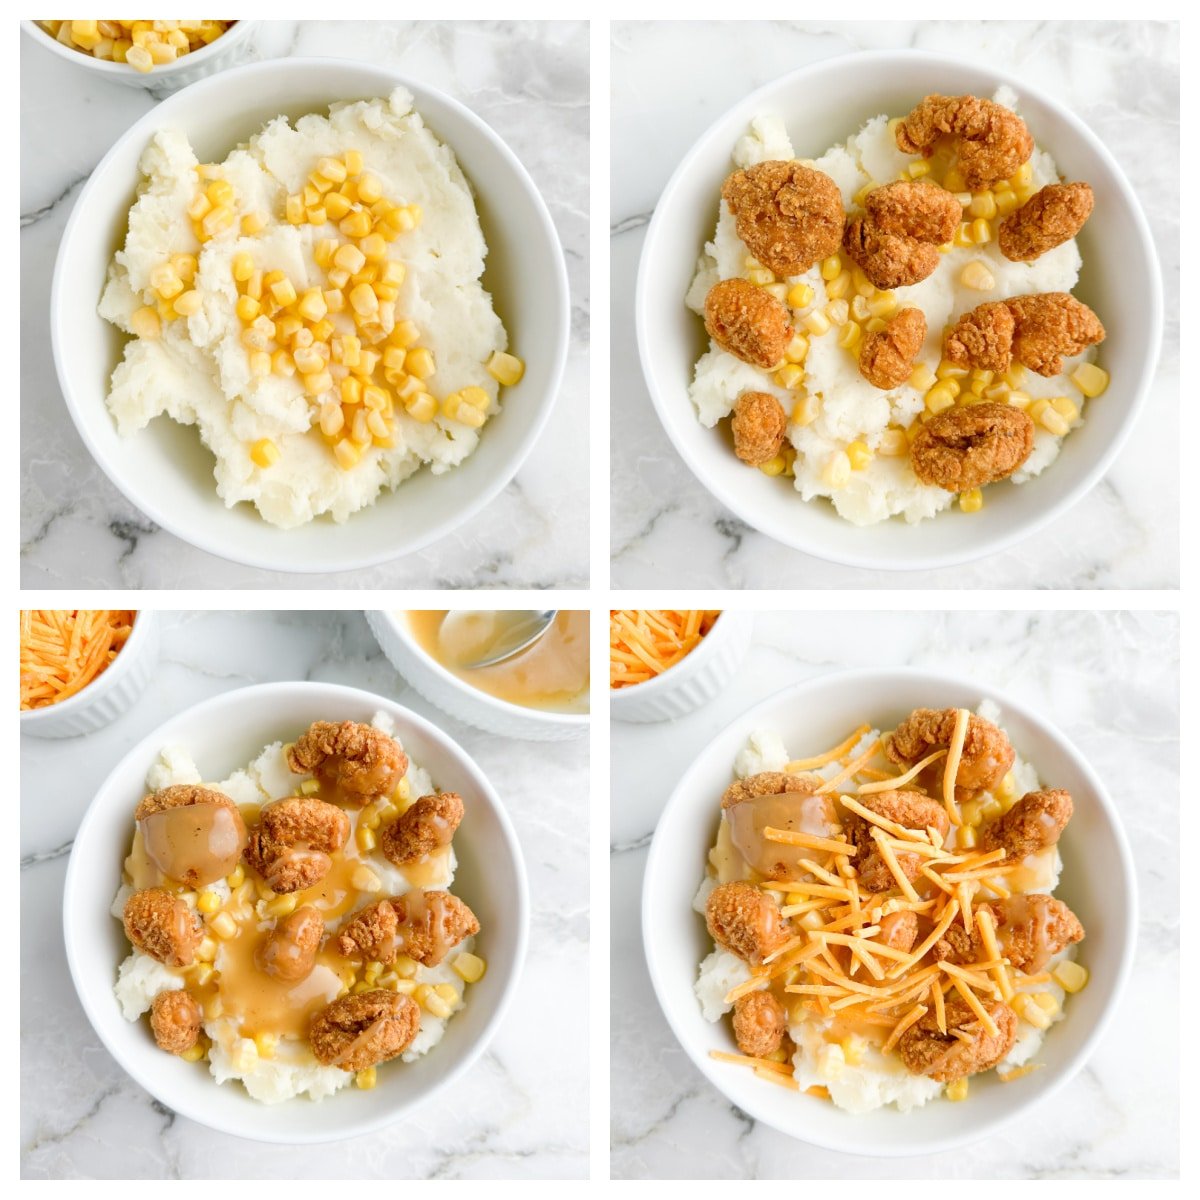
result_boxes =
[728,792,838,879]
[140,802,246,886]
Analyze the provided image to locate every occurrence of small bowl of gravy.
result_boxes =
[366,611,590,742]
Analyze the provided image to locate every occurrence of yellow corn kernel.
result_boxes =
[803,310,831,337]
[304,371,334,397]
[196,889,222,915]
[876,428,908,457]
[196,936,218,963]
[150,263,184,301]
[758,454,787,478]
[790,394,820,427]
[943,378,962,399]
[248,438,279,469]
[333,438,361,470]
[403,347,434,381]
[414,984,453,1020]
[355,172,383,205]
[968,191,997,220]
[942,167,967,193]
[906,363,935,393]
[1002,390,1030,411]
[866,291,898,319]
[951,223,974,251]
[434,983,459,1008]
[838,320,862,351]
[339,210,372,239]
[292,346,325,375]
[342,148,364,176]
[817,1043,845,1081]
[180,1040,208,1063]
[442,392,486,428]
[352,865,382,893]
[746,267,774,286]
[1009,162,1033,189]
[970,218,992,244]
[820,255,842,281]
[959,488,984,515]
[353,1065,377,1090]
[296,288,327,323]
[356,825,377,853]
[236,294,264,324]
[221,865,245,891]
[848,294,871,323]
[1051,395,1080,423]
[362,384,389,413]
[846,440,873,470]
[821,450,852,489]
[1052,960,1089,994]
[786,282,815,310]
[863,317,886,334]
[762,282,788,304]
[1031,399,1070,436]
[935,361,969,381]
[826,271,852,301]
[841,1034,867,1066]
[1032,991,1060,1016]
[960,260,995,291]
[333,242,367,274]
[1013,993,1052,1030]
[260,894,297,922]
[210,911,238,940]
[1071,362,1109,398]
[453,952,487,984]
[903,159,931,180]
[774,363,805,391]
[325,191,354,221]
[946,1077,969,1102]
[206,179,234,209]
[994,189,1021,217]
[318,403,344,438]
[125,44,154,72]
[348,283,377,316]
[926,383,957,415]
[266,276,295,307]
[130,306,162,340]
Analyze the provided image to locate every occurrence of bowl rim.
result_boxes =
[641,665,1139,1156]
[635,48,1164,571]
[608,608,751,707]
[19,608,158,727]
[372,609,590,727]
[21,18,259,78]
[61,679,531,1143]
[49,55,570,573]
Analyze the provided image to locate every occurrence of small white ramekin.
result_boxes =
[366,611,589,743]
[20,610,160,740]
[609,611,755,724]
[22,21,259,92]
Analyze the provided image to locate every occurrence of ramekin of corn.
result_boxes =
[23,20,259,91]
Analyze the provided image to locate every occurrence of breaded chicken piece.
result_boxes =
[336,891,479,967]
[842,218,940,291]
[888,708,1015,798]
[992,894,1084,973]
[845,790,950,892]
[381,792,464,868]
[730,391,788,466]
[910,402,1035,492]
[257,905,324,982]
[878,910,919,953]
[866,180,961,246]
[897,998,1018,1082]
[858,307,927,390]
[895,94,1034,190]
[998,182,1093,262]
[288,721,408,803]
[134,784,249,887]
[705,880,792,965]
[979,789,1073,858]
[310,990,420,1071]
[933,909,989,966]
[123,887,202,968]
[721,161,845,276]
[704,278,793,370]
[721,770,821,810]
[944,293,1105,377]
[150,989,203,1055]
[732,990,787,1058]
[1006,293,1106,377]
[243,796,349,894]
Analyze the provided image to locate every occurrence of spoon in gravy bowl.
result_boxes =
[438,610,558,670]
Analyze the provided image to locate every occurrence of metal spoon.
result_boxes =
[439,610,558,669]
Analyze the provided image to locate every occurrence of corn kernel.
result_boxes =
[247,438,279,469]
[1051,395,1080,422]
[333,438,361,470]
[958,488,984,515]
[804,310,831,337]
[866,291,898,319]
[356,825,377,853]
[926,383,957,414]
[434,983,459,1007]
[960,260,995,291]
[1031,399,1070,436]
[268,276,297,307]
[841,1035,867,1066]
[195,935,218,963]
[1071,362,1109,398]
[340,210,372,239]
[1032,991,1060,1016]
[415,984,453,1020]
[970,218,992,244]
[838,320,862,351]
[994,189,1021,217]
[453,952,487,984]
[774,363,805,391]
[1052,960,1089,993]
[758,454,787,478]
[180,1040,207,1063]
[210,911,238,940]
[904,363,934,393]
[787,282,815,310]
[790,394,820,426]
[946,1077,969,1102]
[849,294,872,322]
[820,255,842,281]
[304,371,334,397]
[817,1043,845,1080]
[826,271,852,301]
[195,889,221,915]
[968,191,997,220]
[403,347,434,381]
[130,306,161,340]
[206,179,234,209]
[844,440,872,471]
[877,428,908,457]
[746,267,774,286]
[821,450,852,489]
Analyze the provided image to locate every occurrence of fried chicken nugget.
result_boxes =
[258,904,324,982]
[381,792,464,868]
[150,989,203,1055]
[845,790,950,893]
[705,880,792,965]
[888,708,1015,797]
[721,161,845,277]
[123,887,202,968]
[243,795,350,894]
[866,180,962,246]
[992,894,1084,973]
[288,720,408,803]
[897,998,1018,1082]
[704,278,793,369]
[910,403,1035,493]
[336,891,479,967]
[720,771,820,810]
[134,784,248,887]
[979,789,1073,859]
[944,294,1105,377]
[730,391,788,466]
[998,182,1093,262]
[310,989,420,1071]
[732,990,787,1058]
[842,217,941,291]
[878,909,920,954]
[895,94,1034,190]
[858,306,927,390]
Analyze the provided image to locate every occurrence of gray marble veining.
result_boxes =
[610,21,1178,589]
[21,611,589,1179]
[21,21,589,588]
[610,609,1178,1178]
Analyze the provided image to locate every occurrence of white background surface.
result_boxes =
[610,609,1178,1178]
[20,20,590,588]
[610,20,1179,589]
[20,611,589,1179]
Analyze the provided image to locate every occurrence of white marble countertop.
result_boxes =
[21,20,589,588]
[610,610,1178,1178]
[610,21,1178,589]
[20,611,588,1179]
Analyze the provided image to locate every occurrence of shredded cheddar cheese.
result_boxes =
[609,610,720,688]
[20,610,136,710]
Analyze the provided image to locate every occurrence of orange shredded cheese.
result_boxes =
[785,724,871,771]
[882,1003,928,1054]
[763,827,857,856]
[20,610,136,710]
[856,747,948,794]
[998,1063,1044,1083]
[609,610,720,688]
[816,739,882,795]
[941,708,970,825]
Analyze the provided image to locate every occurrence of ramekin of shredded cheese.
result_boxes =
[642,669,1136,1154]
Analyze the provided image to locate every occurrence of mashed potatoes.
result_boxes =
[100,88,516,528]
[112,712,474,1104]
[694,703,1075,1113]
[687,88,1099,525]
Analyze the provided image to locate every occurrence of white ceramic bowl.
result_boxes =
[22,20,259,91]
[63,681,529,1143]
[642,668,1137,1156]
[366,611,588,743]
[52,57,569,573]
[610,610,754,724]
[636,51,1162,571]
[20,610,160,740]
